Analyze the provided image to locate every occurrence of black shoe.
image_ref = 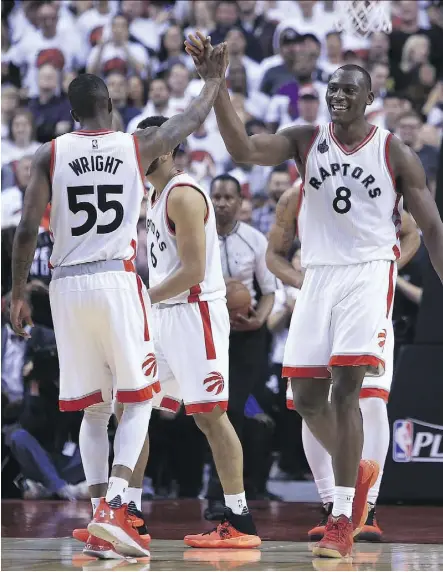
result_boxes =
[308,502,332,541]
[127,501,149,535]
[223,507,258,536]
[204,499,226,521]
[355,504,383,542]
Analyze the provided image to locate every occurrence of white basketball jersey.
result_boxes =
[301,123,402,267]
[50,130,145,267]
[146,172,226,304]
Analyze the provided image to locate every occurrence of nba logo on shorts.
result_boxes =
[393,420,413,462]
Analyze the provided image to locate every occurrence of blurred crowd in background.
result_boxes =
[2,0,442,502]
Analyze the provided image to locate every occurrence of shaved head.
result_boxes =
[331,64,372,92]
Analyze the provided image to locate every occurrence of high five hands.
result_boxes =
[185,31,228,80]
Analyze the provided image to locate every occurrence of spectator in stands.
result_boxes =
[252,165,292,236]
[228,61,270,121]
[1,155,32,230]
[127,78,173,133]
[3,1,82,98]
[393,34,431,93]
[368,92,412,131]
[122,0,169,55]
[239,197,253,225]
[237,0,277,59]
[184,1,215,40]
[368,32,390,66]
[155,24,192,77]
[87,13,149,78]
[272,1,335,46]
[260,28,301,97]
[209,0,263,62]
[320,32,344,78]
[1,109,40,166]
[396,110,440,196]
[106,71,140,130]
[279,85,321,129]
[369,62,390,112]
[1,84,19,140]
[77,0,115,53]
[167,63,194,114]
[28,64,72,143]
[128,74,147,109]
[226,27,261,92]
[390,0,430,71]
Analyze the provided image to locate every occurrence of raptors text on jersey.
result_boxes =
[300,123,402,268]
[146,172,226,304]
[50,130,145,267]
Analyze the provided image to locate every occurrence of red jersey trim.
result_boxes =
[329,123,377,155]
[132,135,146,192]
[329,354,385,370]
[197,300,216,359]
[116,381,161,403]
[159,395,181,413]
[188,284,202,303]
[185,400,228,415]
[359,387,389,403]
[384,133,396,189]
[282,366,331,379]
[136,274,150,341]
[50,139,56,183]
[386,261,395,318]
[59,390,103,412]
[71,129,114,135]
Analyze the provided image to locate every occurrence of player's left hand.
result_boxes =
[10,298,33,338]
[230,306,262,331]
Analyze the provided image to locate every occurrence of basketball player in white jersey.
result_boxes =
[185,33,443,558]
[128,115,259,549]
[282,181,420,542]
[10,44,229,559]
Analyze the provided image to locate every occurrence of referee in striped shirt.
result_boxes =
[205,174,276,519]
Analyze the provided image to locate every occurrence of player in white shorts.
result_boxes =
[284,182,420,541]
[121,114,261,550]
[186,34,443,557]
[10,45,230,559]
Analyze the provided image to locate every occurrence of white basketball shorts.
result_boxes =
[50,261,159,411]
[286,317,395,409]
[150,299,230,415]
[283,260,396,380]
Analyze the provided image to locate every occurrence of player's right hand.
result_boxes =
[185,32,228,81]
[10,298,33,339]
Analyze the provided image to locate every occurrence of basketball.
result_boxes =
[225,279,251,318]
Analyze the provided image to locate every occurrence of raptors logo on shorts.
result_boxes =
[378,329,387,348]
[204,372,225,395]
[143,353,158,378]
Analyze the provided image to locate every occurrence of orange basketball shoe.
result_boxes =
[352,461,379,536]
[312,514,354,558]
[73,503,151,546]
[184,508,261,549]
[82,535,124,559]
[87,497,150,558]
[355,505,383,542]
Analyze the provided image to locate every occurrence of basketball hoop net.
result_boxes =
[334,0,392,38]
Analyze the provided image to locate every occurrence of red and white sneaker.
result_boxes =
[83,535,124,560]
[87,498,150,558]
[352,460,380,536]
[312,514,354,558]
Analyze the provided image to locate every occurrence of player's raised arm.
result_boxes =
[390,136,443,282]
[397,210,420,271]
[148,188,207,304]
[11,142,52,336]
[266,185,303,288]
[134,42,228,172]
[185,32,315,166]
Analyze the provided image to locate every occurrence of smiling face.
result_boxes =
[326,68,373,125]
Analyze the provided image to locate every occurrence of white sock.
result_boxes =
[105,477,128,503]
[302,420,334,503]
[224,492,248,515]
[127,487,142,511]
[332,486,355,518]
[361,397,390,505]
[113,401,152,469]
[91,497,101,515]
[79,402,112,486]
